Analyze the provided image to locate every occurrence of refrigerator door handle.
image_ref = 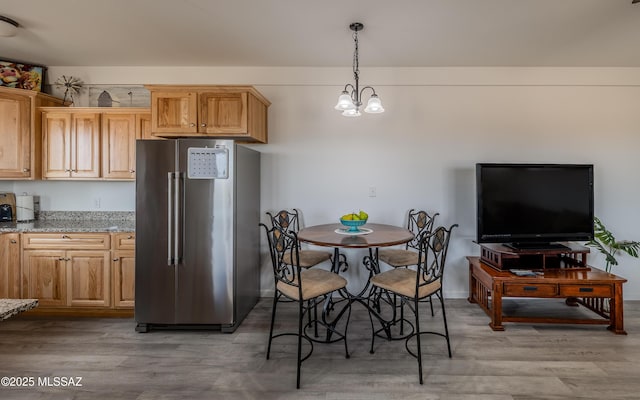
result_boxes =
[167,172,175,266]
[175,172,184,265]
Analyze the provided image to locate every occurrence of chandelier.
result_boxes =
[334,22,384,117]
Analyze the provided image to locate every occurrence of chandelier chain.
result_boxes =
[352,30,360,90]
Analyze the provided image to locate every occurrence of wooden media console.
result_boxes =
[467,256,627,334]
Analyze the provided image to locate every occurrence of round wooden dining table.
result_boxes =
[297,223,414,274]
[297,223,413,248]
[297,222,415,330]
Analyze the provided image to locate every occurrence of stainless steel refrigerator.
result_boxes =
[135,139,260,333]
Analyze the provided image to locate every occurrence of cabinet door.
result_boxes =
[71,113,101,178]
[0,233,21,298]
[151,91,198,134]
[102,113,136,180]
[0,93,31,178]
[136,112,154,139]
[112,250,135,308]
[199,92,247,134]
[24,250,67,307]
[67,250,110,307]
[42,112,72,178]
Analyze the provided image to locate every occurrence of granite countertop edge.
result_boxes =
[0,221,135,233]
[0,212,135,233]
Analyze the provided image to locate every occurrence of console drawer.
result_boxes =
[559,284,612,297]
[503,283,558,297]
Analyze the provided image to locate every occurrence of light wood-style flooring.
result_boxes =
[1,297,639,400]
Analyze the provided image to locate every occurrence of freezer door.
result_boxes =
[135,139,178,324]
[174,139,235,324]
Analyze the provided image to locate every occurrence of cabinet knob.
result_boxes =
[112,258,119,262]
[58,257,65,261]
[127,235,134,239]
[200,123,207,127]
[129,169,135,173]
[190,123,196,127]
[62,235,71,239]
[10,239,17,244]
[65,169,71,172]
[22,168,30,172]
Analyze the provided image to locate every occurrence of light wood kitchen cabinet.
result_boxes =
[146,85,270,143]
[0,233,21,298]
[112,232,135,309]
[42,111,101,179]
[0,86,66,180]
[137,112,153,139]
[23,250,67,307]
[22,233,111,308]
[40,108,151,180]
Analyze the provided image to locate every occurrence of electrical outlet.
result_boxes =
[94,197,101,209]
[368,186,377,197]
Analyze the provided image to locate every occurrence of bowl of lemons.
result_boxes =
[340,210,369,232]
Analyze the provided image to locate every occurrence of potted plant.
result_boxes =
[586,217,640,273]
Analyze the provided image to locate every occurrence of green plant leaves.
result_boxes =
[586,216,640,272]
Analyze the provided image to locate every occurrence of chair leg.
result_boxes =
[368,287,378,354]
[438,291,452,358]
[297,299,304,389]
[399,294,405,335]
[267,294,279,360]
[414,297,423,385]
[429,295,435,317]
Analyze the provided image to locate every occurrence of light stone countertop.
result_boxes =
[0,211,135,233]
[0,299,38,321]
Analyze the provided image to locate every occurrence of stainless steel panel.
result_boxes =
[175,139,235,325]
[231,144,261,331]
[135,140,178,324]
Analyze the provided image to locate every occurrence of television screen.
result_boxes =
[476,163,594,249]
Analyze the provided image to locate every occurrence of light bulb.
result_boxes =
[364,94,384,114]
[334,91,356,110]
[342,108,361,117]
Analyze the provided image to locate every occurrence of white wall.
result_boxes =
[10,66,640,298]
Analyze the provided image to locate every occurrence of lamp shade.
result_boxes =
[0,16,19,37]
[342,108,361,117]
[364,95,384,114]
[334,91,356,110]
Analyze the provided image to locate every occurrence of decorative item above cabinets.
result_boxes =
[145,85,270,144]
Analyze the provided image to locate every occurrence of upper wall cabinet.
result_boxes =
[40,107,151,181]
[145,85,270,143]
[42,111,101,179]
[0,87,66,180]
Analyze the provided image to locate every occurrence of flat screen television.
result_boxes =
[476,163,594,250]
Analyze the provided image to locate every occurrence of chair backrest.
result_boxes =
[266,209,301,233]
[416,224,457,290]
[260,222,303,296]
[406,209,439,251]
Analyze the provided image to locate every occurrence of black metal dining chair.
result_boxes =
[267,209,334,268]
[375,209,439,331]
[368,224,457,384]
[377,209,439,269]
[261,222,352,389]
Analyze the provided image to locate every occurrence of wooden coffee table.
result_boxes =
[467,257,627,334]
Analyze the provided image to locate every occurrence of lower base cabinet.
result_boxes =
[23,249,110,307]
[19,232,135,314]
[0,233,22,298]
[112,250,135,308]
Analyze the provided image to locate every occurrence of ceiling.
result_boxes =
[1,0,640,68]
